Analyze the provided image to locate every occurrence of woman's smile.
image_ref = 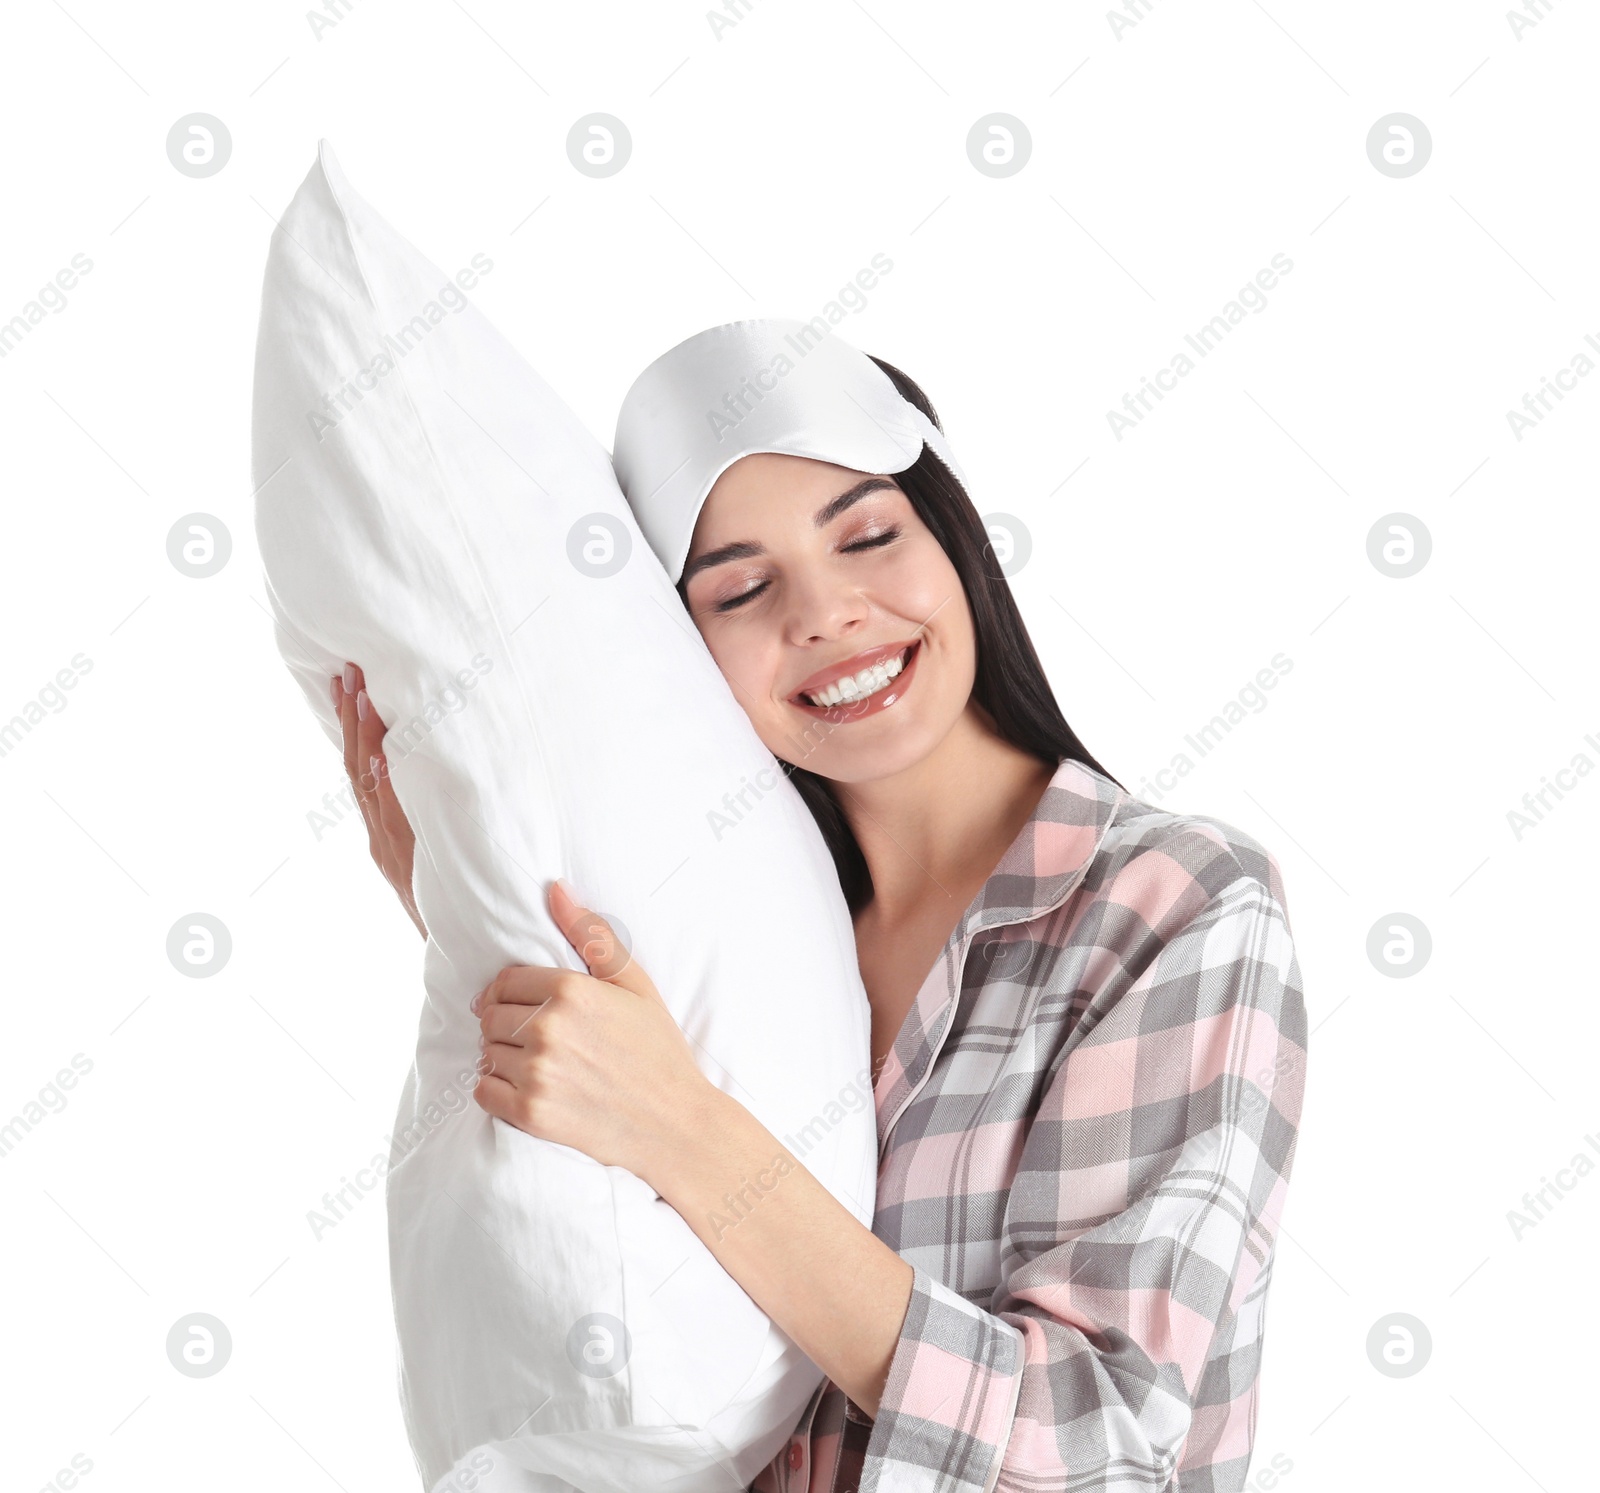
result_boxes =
[788,638,923,723]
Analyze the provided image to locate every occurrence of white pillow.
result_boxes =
[251,141,877,1493]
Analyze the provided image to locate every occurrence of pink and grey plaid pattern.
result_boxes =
[751,757,1308,1493]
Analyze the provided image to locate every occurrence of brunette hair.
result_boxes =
[679,353,1121,913]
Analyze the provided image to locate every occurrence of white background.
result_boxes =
[2,1,1595,1489]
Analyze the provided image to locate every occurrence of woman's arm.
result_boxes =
[657,1082,914,1420]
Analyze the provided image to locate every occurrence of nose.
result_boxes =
[783,556,871,647]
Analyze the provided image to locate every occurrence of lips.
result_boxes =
[788,638,922,723]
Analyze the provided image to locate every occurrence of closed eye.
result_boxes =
[843,525,901,553]
[711,526,903,613]
[714,582,768,613]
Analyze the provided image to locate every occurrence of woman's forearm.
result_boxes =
[650,1082,912,1419]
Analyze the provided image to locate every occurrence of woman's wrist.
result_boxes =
[639,1071,735,1198]
[646,1078,790,1230]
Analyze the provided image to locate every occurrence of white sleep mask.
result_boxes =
[611,318,968,583]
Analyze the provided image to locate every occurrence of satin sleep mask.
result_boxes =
[611,318,968,583]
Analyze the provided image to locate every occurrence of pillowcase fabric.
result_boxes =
[251,141,877,1493]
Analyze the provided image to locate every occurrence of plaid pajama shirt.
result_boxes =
[750,756,1308,1493]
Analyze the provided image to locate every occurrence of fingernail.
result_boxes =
[343,663,357,692]
[470,989,483,1013]
[356,689,370,722]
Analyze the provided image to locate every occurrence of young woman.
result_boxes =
[333,334,1308,1493]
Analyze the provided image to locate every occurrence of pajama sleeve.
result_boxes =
[853,871,1309,1493]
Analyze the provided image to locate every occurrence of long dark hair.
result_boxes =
[680,353,1121,913]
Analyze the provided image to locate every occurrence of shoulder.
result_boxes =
[1072,766,1294,936]
[1063,775,1306,1043]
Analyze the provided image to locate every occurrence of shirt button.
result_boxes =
[787,1438,805,1472]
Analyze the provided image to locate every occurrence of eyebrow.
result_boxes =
[681,476,901,586]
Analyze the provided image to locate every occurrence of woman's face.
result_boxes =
[679,452,976,785]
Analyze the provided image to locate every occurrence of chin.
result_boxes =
[786,711,947,786]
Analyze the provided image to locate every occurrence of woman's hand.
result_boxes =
[473,880,714,1186]
[333,663,427,940]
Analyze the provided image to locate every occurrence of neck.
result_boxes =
[834,704,1057,925]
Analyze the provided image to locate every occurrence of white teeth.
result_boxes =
[804,649,908,708]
